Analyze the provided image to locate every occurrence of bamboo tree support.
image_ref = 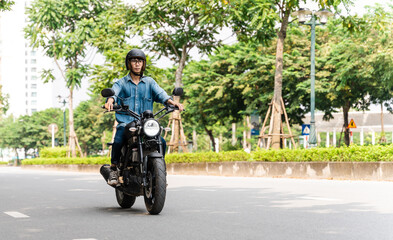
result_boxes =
[164,112,188,153]
[258,97,296,149]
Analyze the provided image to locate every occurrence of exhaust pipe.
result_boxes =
[100,164,111,183]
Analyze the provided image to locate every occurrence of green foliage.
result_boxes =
[0,162,7,165]
[25,0,114,89]
[0,109,65,150]
[22,157,110,165]
[133,0,228,61]
[39,147,67,158]
[21,145,393,165]
[165,150,250,164]
[0,0,14,12]
[0,85,9,115]
[73,95,114,155]
[252,145,393,162]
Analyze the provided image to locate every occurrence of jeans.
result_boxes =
[111,125,166,165]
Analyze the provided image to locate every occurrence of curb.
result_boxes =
[21,162,393,181]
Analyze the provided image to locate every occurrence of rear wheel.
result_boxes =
[144,157,166,215]
[115,188,136,208]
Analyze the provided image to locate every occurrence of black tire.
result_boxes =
[144,157,167,215]
[115,188,136,208]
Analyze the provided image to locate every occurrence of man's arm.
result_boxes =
[105,79,122,110]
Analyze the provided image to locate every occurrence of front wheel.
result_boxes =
[144,157,167,215]
[115,188,136,208]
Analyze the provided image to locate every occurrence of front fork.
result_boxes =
[139,136,164,188]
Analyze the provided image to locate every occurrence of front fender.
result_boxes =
[147,152,163,159]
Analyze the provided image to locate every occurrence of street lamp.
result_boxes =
[292,8,333,147]
[57,95,68,147]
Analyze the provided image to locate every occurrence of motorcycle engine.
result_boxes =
[122,168,142,195]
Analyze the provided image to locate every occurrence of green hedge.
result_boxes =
[21,145,393,166]
[39,147,68,158]
[22,157,110,165]
[0,161,7,165]
[166,150,250,163]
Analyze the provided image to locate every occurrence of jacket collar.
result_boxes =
[125,74,145,84]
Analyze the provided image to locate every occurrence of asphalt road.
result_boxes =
[1,167,393,240]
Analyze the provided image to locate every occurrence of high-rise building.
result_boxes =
[0,0,90,117]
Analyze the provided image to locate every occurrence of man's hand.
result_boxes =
[105,98,114,111]
[167,99,184,111]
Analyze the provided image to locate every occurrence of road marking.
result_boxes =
[4,211,29,218]
[73,239,97,240]
[298,197,339,202]
[195,189,216,192]
[67,189,96,192]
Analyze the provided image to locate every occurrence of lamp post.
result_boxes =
[292,8,333,147]
[57,95,67,147]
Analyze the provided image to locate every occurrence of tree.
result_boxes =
[74,95,114,155]
[0,0,14,12]
[182,30,313,150]
[25,0,114,157]
[0,109,64,163]
[316,4,393,146]
[0,85,9,115]
[0,0,13,115]
[0,116,22,164]
[228,0,352,148]
[131,0,229,151]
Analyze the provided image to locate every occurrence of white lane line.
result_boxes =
[4,211,29,218]
[73,239,97,240]
[67,189,96,192]
[195,189,216,192]
[298,197,340,202]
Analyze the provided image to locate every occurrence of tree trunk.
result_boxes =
[192,129,197,152]
[14,148,19,166]
[271,11,290,149]
[246,116,252,150]
[101,131,106,152]
[204,127,215,152]
[231,123,237,146]
[342,101,350,146]
[171,45,188,152]
[68,88,83,157]
[380,103,386,143]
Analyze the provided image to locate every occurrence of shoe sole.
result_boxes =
[107,180,118,186]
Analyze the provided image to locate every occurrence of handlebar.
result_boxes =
[102,103,184,121]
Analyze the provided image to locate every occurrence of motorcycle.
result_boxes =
[99,87,183,215]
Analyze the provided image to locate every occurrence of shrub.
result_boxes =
[39,147,68,158]
[0,161,7,165]
[22,157,110,165]
[21,144,393,165]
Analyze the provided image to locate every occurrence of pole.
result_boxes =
[309,15,317,147]
[51,124,55,148]
[63,109,66,147]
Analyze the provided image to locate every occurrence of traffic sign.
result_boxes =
[348,119,357,128]
[302,124,310,135]
[48,123,58,134]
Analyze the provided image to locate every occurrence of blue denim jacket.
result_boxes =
[110,74,171,127]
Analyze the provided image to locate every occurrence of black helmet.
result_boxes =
[125,49,146,70]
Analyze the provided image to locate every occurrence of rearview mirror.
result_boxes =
[101,88,115,98]
[172,87,183,97]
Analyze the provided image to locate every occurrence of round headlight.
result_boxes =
[143,119,160,137]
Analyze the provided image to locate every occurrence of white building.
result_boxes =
[0,0,90,117]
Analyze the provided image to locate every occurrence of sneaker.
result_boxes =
[107,169,119,186]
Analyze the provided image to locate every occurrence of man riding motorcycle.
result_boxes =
[104,49,184,186]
